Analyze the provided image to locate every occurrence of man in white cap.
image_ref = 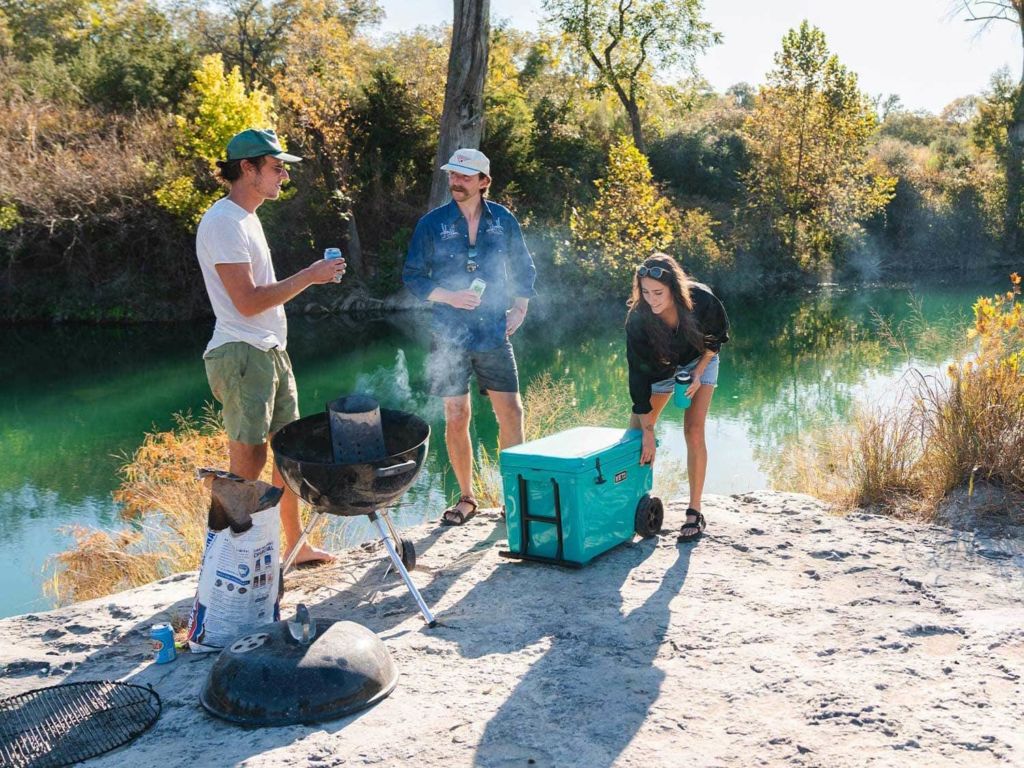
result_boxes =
[403,148,537,525]
[196,128,346,564]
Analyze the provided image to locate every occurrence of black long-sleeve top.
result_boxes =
[626,282,730,415]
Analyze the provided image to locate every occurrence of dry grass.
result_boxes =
[46,528,166,606]
[471,373,621,507]
[46,406,326,606]
[778,277,1024,519]
[776,396,926,517]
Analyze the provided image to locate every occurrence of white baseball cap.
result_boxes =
[441,148,491,178]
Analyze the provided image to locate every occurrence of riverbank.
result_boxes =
[1,491,1021,767]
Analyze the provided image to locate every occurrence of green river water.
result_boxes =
[0,283,984,617]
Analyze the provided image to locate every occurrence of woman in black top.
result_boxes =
[626,254,730,541]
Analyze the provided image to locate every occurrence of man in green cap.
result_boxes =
[197,128,344,566]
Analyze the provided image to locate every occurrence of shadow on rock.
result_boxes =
[437,534,692,768]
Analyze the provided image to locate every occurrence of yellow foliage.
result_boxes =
[153,175,220,228]
[677,208,729,272]
[154,54,278,225]
[570,135,677,284]
[176,54,277,169]
[0,202,21,230]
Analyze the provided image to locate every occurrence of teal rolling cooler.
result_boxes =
[499,427,664,568]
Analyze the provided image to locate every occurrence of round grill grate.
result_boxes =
[0,680,161,768]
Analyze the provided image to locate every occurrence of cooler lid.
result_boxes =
[500,427,641,472]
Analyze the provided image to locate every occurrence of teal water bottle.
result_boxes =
[673,371,692,408]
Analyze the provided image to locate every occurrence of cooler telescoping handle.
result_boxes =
[375,460,417,478]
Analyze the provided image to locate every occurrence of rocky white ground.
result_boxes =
[1,491,1022,767]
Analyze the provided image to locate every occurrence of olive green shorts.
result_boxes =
[204,342,300,445]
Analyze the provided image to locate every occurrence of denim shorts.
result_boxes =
[427,338,520,397]
[651,354,720,394]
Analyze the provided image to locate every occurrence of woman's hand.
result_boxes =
[640,428,657,466]
[685,378,702,399]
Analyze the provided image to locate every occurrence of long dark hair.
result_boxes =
[626,253,705,364]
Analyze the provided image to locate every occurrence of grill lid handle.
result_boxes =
[375,460,416,478]
[287,604,316,645]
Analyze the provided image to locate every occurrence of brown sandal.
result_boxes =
[441,495,479,526]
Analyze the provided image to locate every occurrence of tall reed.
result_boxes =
[778,275,1024,518]
[46,406,326,605]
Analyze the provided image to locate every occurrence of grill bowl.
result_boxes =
[271,409,429,516]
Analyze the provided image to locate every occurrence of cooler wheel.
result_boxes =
[399,538,417,571]
[634,495,664,538]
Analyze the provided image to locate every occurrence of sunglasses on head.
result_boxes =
[637,265,669,279]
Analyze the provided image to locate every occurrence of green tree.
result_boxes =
[955,1,1024,249]
[154,53,277,226]
[742,21,895,272]
[543,0,719,154]
[570,135,676,283]
[973,68,1017,161]
[0,0,192,108]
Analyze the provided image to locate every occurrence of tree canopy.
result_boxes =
[544,0,719,153]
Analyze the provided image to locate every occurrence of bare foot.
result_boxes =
[287,542,336,566]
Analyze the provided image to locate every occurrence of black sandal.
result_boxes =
[441,495,479,526]
[677,507,706,542]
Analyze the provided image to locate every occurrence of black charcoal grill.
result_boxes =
[271,395,436,626]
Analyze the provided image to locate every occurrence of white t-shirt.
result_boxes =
[196,197,288,354]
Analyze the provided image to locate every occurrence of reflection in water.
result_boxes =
[0,284,980,616]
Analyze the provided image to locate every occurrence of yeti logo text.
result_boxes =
[440,223,460,241]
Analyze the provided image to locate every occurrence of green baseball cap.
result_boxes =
[225,128,302,162]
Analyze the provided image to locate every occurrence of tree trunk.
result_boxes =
[625,98,646,155]
[427,0,491,210]
[1007,9,1024,253]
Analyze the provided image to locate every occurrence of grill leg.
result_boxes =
[370,512,436,627]
[282,510,325,575]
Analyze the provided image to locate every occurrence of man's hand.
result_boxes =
[506,305,527,336]
[442,289,482,310]
[305,256,346,285]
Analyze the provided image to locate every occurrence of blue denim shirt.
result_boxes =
[403,199,538,351]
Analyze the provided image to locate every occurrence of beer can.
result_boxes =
[150,623,177,664]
